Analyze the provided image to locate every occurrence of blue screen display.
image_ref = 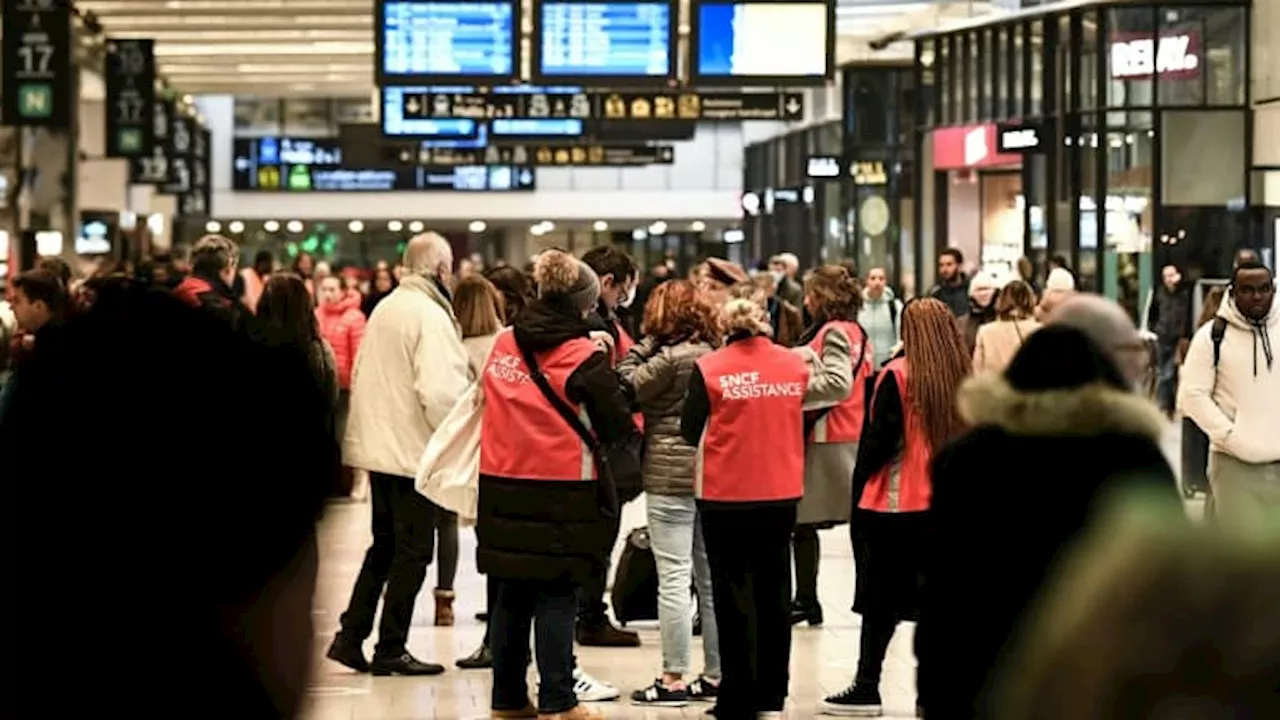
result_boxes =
[382,1,516,78]
[695,1,829,78]
[539,1,672,78]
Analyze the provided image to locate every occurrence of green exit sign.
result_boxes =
[17,84,53,118]
[117,128,143,154]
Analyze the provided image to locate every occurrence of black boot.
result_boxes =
[789,600,824,627]
[455,643,492,670]
[326,635,370,673]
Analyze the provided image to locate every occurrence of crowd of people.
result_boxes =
[0,236,1275,719]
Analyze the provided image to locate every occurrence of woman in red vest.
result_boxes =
[822,297,970,718]
[679,297,825,720]
[792,265,872,626]
[477,250,637,720]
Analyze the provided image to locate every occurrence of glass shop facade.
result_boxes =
[742,64,915,276]
[911,0,1252,320]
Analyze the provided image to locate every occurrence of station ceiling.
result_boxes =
[78,0,999,97]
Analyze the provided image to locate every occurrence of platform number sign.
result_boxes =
[180,128,211,217]
[165,115,194,197]
[132,99,172,185]
[105,40,157,158]
[2,0,73,128]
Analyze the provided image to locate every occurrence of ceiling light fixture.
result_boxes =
[592,220,608,232]
[408,220,425,233]
[649,220,668,235]
[690,220,706,232]
[264,220,280,232]
[388,220,403,232]
[204,220,221,233]
[348,220,364,233]
[228,220,245,233]
[468,220,487,233]
[286,220,303,233]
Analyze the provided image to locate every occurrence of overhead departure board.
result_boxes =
[378,0,519,83]
[534,0,676,85]
[691,0,834,86]
[232,137,535,192]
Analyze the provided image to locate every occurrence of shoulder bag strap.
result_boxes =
[516,339,602,455]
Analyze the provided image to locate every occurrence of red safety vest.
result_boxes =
[807,320,873,444]
[614,320,635,362]
[858,357,932,513]
[694,335,808,502]
[479,329,601,482]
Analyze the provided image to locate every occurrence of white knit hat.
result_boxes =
[1046,267,1076,292]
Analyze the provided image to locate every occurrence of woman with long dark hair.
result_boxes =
[484,265,534,325]
[256,273,339,426]
[823,297,971,717]
[362,266,397,318]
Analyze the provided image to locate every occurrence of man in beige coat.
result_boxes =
[327,233,472,677]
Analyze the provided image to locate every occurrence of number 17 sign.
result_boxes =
[2,0,73,129]
[105,39,157,158]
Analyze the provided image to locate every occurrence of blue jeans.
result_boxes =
[491,577,579,714]
[647,493,721,679]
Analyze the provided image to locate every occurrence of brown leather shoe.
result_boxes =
[491,703,537,719]
[537,704,604,720]
[575,619,639,648]
[434,589,456,627]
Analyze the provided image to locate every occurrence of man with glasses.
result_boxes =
[1179,261,1279,526]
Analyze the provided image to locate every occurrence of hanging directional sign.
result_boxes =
[105,39,157,158]
[179,128,211,217]
[386,143,676,167]
[131,98,172,185]
[392,89,805,123]
[164,112,195,197]
[1,0,73,128]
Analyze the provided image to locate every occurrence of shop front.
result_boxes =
[911,0,1252,319]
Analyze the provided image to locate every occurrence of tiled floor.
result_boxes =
[302,420,1194,720]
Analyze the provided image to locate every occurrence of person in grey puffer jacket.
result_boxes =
[857,268,903,368]
[616,279,724,706]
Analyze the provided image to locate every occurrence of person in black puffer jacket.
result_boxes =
[477,250,636,720]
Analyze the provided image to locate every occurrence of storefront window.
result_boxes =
[919,40,936,127]
[1158,6,1246,107]
[981,29,995,120]
[1012,24,1025,116]
[1058,15,1073,113]
[1079,10,1100,109]
[1078,112,1102,289]
[994,27,1008,117]
[1104,112,1154,319]
[968,32,980,121]
[1106,6,1157,108]
[939,37,952,125]
[848,71,891,146]
[1030,20,1045,116]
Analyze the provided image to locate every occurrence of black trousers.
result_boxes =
[792,525,820,607]
[336,472,438,657]
[577,509,622,624]
[699,501,797,719]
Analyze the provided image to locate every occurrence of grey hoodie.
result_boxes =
[858,287,903,368]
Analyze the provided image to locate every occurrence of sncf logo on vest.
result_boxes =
[718,371,805,401]
[488,352,531,384]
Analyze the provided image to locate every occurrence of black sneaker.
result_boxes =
[822,683,883,716]
[631,679,690,707]
[687,676,719,703]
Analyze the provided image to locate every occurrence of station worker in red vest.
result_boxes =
[577,245,647,648]
[791,265,871,628]
[822,297,971,718]
[678,297,826,720]
[476,250,637,720]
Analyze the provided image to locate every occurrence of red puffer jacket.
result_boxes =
[315,292,366,390]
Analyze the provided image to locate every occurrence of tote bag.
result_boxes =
[415,381,483,522]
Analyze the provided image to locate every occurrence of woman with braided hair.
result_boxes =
[823,297,970,718]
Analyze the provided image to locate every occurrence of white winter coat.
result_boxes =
[343,274,472,479]
[1178,295,1280,464]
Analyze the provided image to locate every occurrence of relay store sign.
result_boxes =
[933,124,1022,170]
[997,122,1045,153]
[1110,33,1201,80]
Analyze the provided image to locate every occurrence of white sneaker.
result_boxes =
[573,667,620,702]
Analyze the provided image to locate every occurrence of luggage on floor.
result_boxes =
[611,526,659,625]
[1180,416,1211,498]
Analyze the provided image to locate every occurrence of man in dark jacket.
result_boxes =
[918,324,1184,719]
[929,248,970,318]
[172,234,251,332]
[1146,264,1194,416]
[577,245,643,647]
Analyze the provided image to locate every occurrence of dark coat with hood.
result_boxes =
[917,326,1184,719]
[476,298,638,585]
